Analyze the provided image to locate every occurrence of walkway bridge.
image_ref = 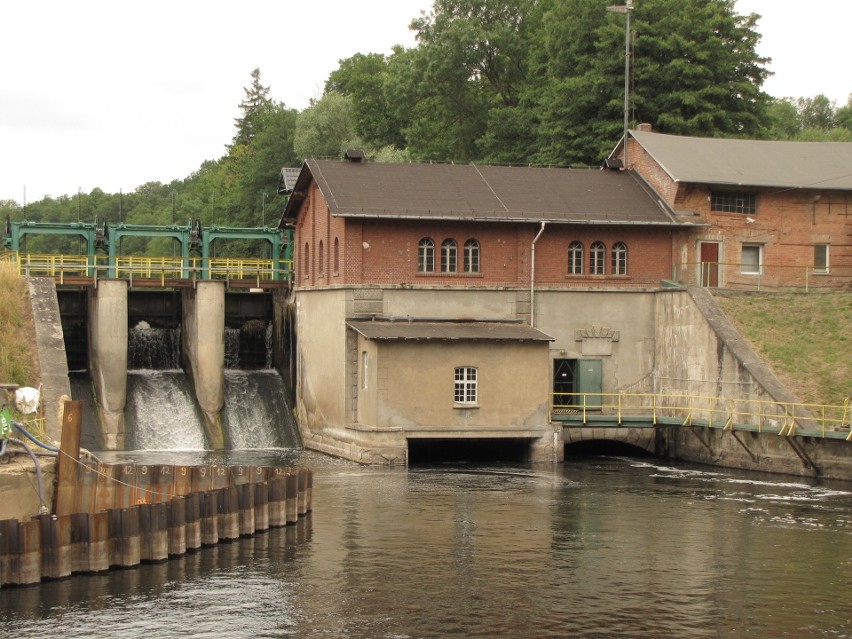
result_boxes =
[552,392,851,441]
[2,217,292,289]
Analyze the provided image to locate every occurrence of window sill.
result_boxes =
[453,403,479,409]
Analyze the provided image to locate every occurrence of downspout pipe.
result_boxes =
[530,221,547,327]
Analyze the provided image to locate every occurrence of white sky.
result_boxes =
[1,0,849,205]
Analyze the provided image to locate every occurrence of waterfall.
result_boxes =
[73,320,299,452]
[125,371,207,450]
[222,370,300,449]
[128,321,181,369]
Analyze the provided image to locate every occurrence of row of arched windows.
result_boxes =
[303,238,341,277]
[419,238,480,273]
[568,241,628,276]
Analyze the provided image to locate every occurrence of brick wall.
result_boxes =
[626,136,851,289]
[295,181,676,289]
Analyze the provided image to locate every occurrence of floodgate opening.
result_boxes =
[408,438,531,464]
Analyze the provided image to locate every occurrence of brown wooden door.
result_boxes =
[699,242,720,287]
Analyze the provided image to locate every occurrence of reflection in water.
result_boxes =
[3,452,850,639]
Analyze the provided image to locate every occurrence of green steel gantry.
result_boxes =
[2,216,292,280]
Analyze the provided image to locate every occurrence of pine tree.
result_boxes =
[232,67,273,147]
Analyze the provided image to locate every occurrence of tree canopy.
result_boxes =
[3,4,850,259]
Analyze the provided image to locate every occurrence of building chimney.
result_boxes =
[636,123,653,132]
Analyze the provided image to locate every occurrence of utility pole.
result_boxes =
[606,0,633,169]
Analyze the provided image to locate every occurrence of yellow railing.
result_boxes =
[4,253,293,284]
[552,392,851,440]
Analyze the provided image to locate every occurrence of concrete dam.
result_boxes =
[54,280,298,451]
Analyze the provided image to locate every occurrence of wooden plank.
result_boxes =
[54,400,83,517]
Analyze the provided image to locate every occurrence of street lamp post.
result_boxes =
[606,0,633,169]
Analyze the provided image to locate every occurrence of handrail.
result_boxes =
[551,391,851,440]
[6,252,293,284]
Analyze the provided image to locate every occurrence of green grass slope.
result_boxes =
[713,291,851,408]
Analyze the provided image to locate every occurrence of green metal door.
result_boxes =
[575,360,602,410]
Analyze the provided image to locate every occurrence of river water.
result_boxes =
[2,450,850,638]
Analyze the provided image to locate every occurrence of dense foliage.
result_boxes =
[3,0,849,258]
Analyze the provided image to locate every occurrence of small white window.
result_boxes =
[814,244,829,273]
[361,351,368,390]
[454,366,477,405]
[740,244,762,275]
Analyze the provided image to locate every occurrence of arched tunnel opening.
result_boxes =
[408,438,532,465]
[564,439,654,458]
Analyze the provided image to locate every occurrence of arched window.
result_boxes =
[590,241,605,275]
[454,366,478,405]
[441,239,457,272]
[318,240,324,276]
[333,237,340,276]
[611,242,627,275]
[568,241,584,275]
[418,238,435,272]
[303,242,310,276]
[463,239,480,273]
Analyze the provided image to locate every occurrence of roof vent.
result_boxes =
[344,149,365,162]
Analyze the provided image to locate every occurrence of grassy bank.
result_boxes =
[714,291,851,408]
[0,261,38,387]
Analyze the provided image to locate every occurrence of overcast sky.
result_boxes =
[1,0,849,206]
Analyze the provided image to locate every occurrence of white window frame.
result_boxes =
[463,239,480,273]
[814,244,829,274]
[454,366,478,406]
[590,241,605,275]
[418,238,435,273]
[568,241,584,275]
[441,238,458,273]
[740,244,763,275]
[611,242,627,276]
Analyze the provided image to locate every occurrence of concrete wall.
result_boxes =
[652,288,850,479]
[27,277,72,442]
[373,340,551,432]
[181,282,226,448]
[293,289,350,449]
[87,280,128,450]
[535,289,658,394]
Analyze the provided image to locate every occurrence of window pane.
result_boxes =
[611,242,627,275]
[568,241,584,275]
[454,366,477,404]
[741,245,761,274]
[590,241,605,275]
[814,244,829,272]
[711,191,756,214]
[419,238,435,272]
[441,239,457,272]
[464,240,480,273]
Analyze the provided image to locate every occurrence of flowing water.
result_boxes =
[2,451,850,639]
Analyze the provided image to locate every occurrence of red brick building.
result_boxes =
[279,156,700,464]
[614,127,852,290]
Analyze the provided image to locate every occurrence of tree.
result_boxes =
[293,93,361,160]
[232,67,274,147]
[531,0,772,164]
[326,53,407,149]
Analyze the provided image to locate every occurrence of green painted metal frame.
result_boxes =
[3,218,292,280]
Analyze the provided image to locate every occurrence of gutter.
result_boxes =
[530,221,547,327]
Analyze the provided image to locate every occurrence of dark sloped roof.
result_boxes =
[282,160,687,226]
[347,320,554,342]
[630,130,852,190]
